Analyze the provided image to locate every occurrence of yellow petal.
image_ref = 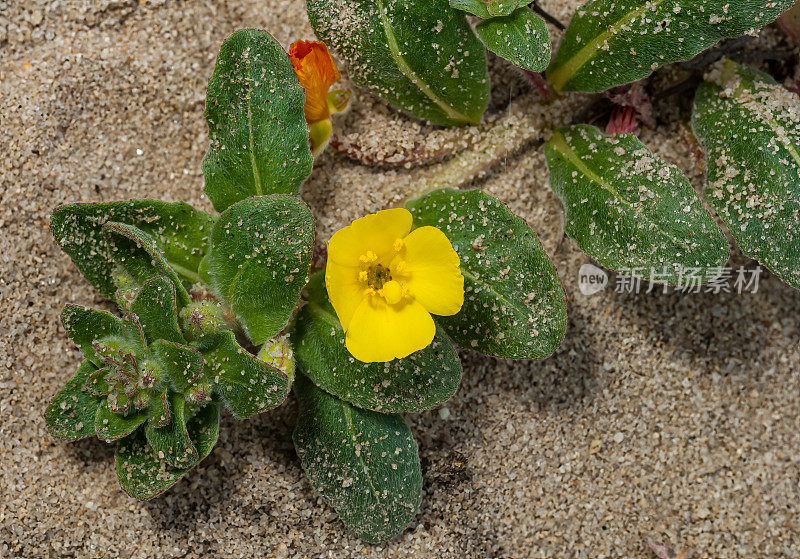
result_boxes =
[325,259,367,331]
[396,226,464,316]
[345,296,435,362]
[327,208,413,267]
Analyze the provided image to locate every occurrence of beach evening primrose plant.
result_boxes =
[288,39,351,155]
[325,208,464,362]
[46,28,567,544]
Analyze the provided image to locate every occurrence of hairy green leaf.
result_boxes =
[201,195,314,346]
[203,331,290,419]
[95,401,147,441]
[547,0,795,93]
[307,0,490,126]
[130,276,183,344]
[407,188,566,358]
[293,374,422,543]
[544,125,729,284]
[144,393,197,468]
[475,8,550,72]
[450,0,521,18]
[692,60,800,289]
[45,360,102,441]
[203,29,313,212]
[61,304,128,367]
[51,200,213,299]
[115,403,220,500]
[292,274,461,413]
[150,339,204,393]
[103,222,191,308]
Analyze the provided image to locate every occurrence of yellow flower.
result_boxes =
[325,208,464,363]
[288,40,351,155]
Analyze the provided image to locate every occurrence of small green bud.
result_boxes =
[257,336,295,384]
[180,300,229,340]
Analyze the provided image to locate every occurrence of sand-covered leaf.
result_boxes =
[144,393,197,468]
[130,276,183,344]
[545,125,729,284]
[103,222,191,308]
[61,304,128,366]
[692,60,800,289]
[450,0,521,18]
[51,200,214,299]
[45,360,102,441]
[293,374,422,543]
[291,274,461,413]
[202,29,313,212]
[150,339,204,393]
[547,0,795,93]
[115,403,220,500]
[203,331,290,419]
[407,188,566,359]
[200,195,314,346]
[95,401,147,441]
[307,0,490,126]
[475,8,550,73]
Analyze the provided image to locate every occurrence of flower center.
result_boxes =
[365,264,392,290]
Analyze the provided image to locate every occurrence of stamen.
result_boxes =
[393,260,407,274]
[393,238,404,252]
[358,270,368,282]
[359,250,378,264]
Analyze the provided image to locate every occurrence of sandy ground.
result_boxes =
[2,1,800,557]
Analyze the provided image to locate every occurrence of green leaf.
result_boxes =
[202,29,313,212]
[61,304,126,366]
[307,0,490,126]
[292,274,462,413]
[407,188,566,359]
[130,276,183,344]
[103,222,191,308]
[474,8,550,73]
[544,125,729,284]
[51,200,214,299]
[45,360,102,441]
[450,0,521,18]
[144,393,197,468]
[147,388,170,429]
[201,195,314,346]
[115,403,220,500]
[150,339,204,393]
[547,0,795,93]
[203,331,290,419]
[95,401,147,441]
[293,374,422,543]
[692,60,800,289]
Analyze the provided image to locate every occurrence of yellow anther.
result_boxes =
[380,280,403,305]
[359,250,378,264]
[393,260,407,274]
[393,238,404,252]
[358,270,368,282]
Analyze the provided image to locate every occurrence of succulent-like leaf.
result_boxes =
[407,188,566,359]
[51,200,214,299]
[450,0,521,18]
[103,222,191,308]
[547,0,795,93]
[147,388,171,429]
[144,393,197,468]
[292,274,462,413]
[61,304,127,366]
[203,331,290,419]
[130,276,183,344]
[95,401,147,441]
[202,29,313,212]
[201,195,314,346]
[544,125,729,284]
[293,374,422,543]
[307,0,490,126]
[692,60,800,289]
[115,403,220,500]
[474,8,551,73]
[150,339,204,393]
[45,360,102,441]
